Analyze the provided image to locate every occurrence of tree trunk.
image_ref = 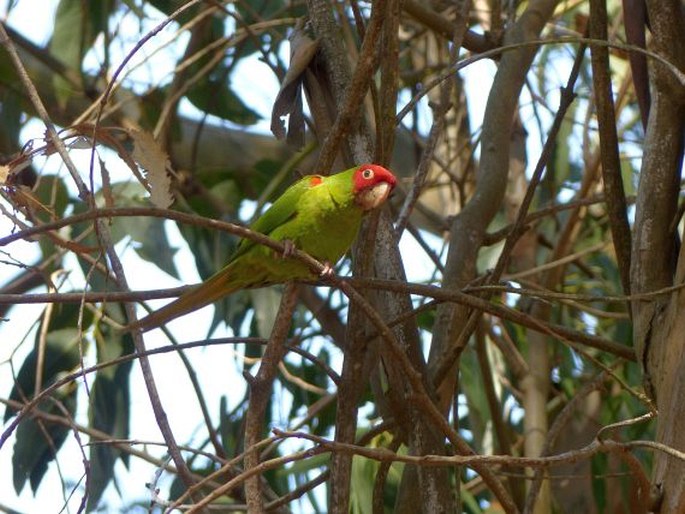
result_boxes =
[630,1,685,511]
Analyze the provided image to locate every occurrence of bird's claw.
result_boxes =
[319,261,335,279]
[281,239,296,258]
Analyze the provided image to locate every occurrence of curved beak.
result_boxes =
[356,181,393,211]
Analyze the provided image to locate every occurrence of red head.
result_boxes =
[352,164,397,211]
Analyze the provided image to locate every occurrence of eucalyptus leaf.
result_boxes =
[5,328,82,422]
[103,182,180,279]
[87,305,134,511]
[12,382,77,494]
[7,329,81,494]
[250,288,282,338]
[186,80,260,125]
[49,0,111,105]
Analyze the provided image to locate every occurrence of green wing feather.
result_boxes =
[232,175,314,258]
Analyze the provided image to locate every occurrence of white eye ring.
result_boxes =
[362,168,374,179]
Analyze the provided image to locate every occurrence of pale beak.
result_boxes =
[356,182,393,211]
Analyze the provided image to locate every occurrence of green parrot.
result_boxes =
[128,164,397,332]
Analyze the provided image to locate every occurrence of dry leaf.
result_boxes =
[130,129,173,208]
[8,186,56,219]
[0,164,9,184]
[2,153,33,185]
[271,20,319,146]
[99,156,114,210]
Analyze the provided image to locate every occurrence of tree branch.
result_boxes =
[244,283,300,512]
[589,0,632,297]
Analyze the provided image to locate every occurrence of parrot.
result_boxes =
[127,163,397,332]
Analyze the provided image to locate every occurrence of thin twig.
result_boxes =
[349,278,636,361]
[275,428,685,467]
[328,277,519,512]
[430,36,589,397]
[589,0,632,298]
[183,446,328,513]
[395,91,452,238]
[101,222,198,491]
[524,371,608,512]
[314,0,387,171]
[396,36,685,126]
[0,334,338,447]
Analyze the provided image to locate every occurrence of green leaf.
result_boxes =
[31,175,72,276]
[416,307,436,332]
[209,180,242,212]
[124,216,179,279]
[34,174,70,221]
[186,79,260,125]
[7,329,82,493]
[219,395,247,457]
[43,301,95,333]
[277,451,329,476]
[12,382,77,494]
[218,289,254,337]
[86,304,134,511]
[70,182,179,286]
[460,349,490,450]
[50,0,84,64]
[183,176,241,219]
[234,0,304,58]
[49,0,112,105]
[4,328,82,422]
[0,45,19,85]
[547,99,577,202]
[460,487,483,513]
[620,156,637,196]
[248,159,283,200]
[349,432,400,514]
[250,288,281,338]
[0,88,22,149]
[178,217,237,281]
[591,453,608,512]
[164,12,259,126]
[100,181,180,279]
[50,0,83,106]
[147,0,199,24]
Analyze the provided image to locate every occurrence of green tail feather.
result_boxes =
[127,263,244,333]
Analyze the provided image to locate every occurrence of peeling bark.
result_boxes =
[630,1,685,511]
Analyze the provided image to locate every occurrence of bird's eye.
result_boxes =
[362,168,374,180]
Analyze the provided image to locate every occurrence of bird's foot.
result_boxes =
[319,261,335,279]
[281,239,296,258]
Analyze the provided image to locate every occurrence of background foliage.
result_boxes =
[1,0,684,512]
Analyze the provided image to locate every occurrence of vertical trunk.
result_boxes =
[630,1,685,511]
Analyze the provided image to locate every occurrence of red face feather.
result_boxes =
[352,164,397,211]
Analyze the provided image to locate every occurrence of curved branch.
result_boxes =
[429,0,560,390]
